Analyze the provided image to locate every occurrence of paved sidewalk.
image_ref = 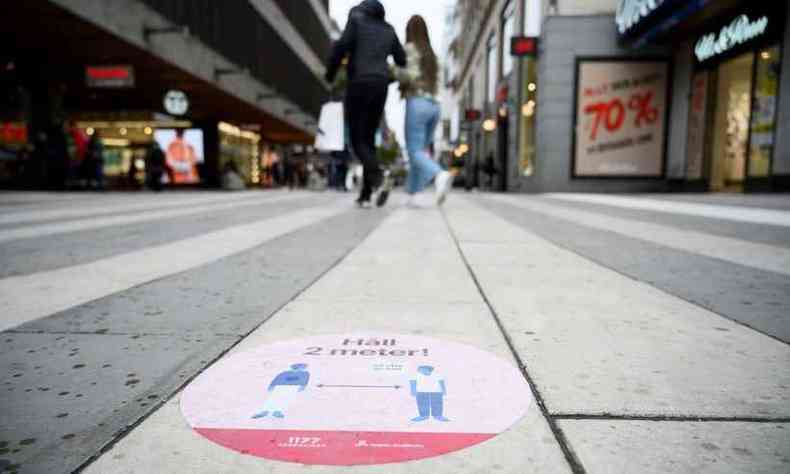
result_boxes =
[81,195,790,474]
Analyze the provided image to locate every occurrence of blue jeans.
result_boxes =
[416,392,444,417]
[405,97,441,194]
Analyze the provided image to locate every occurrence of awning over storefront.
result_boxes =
[616,0,745,48]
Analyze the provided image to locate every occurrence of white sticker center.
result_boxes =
[181,334,533,465]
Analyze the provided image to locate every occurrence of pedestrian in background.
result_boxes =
[47,124,69,190]
[325,0,406,208]
[145,141,166,192]
[395,15,453,208]
[85,131,104,190]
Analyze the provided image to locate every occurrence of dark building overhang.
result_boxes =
[137,0,329,119]
[1,0,324,143]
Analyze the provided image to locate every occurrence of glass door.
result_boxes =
[747,45,781,179]
[709,52,754,192]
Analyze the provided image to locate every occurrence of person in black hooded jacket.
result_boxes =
[325,0,406,208]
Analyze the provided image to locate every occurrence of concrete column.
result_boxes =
[772,6,790,185]
[666,41,692,181]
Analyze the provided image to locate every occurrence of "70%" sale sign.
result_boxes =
[574,60,669,177]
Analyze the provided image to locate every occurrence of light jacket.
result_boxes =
[394,43,437,101]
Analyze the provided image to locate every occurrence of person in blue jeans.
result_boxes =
[394,15,453,208]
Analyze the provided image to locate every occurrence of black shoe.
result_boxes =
[356,197,372,209]
[375,175,392,208]
[375,189,389,208]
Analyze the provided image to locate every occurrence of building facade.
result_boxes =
[1,0,331,188]
[446,0,788,193]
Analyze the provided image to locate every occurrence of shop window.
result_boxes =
[519,59,537,176]
[468,74,475,110]
[748,45,780,178]
[710,52,754,191]
[486,34,497,104]
[219,122,261,186]
[501,1,516,77]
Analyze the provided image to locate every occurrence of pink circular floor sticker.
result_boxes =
[181,334,533,465]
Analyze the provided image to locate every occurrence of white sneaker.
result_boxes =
[356,197,373,209]
[435,171,453,206]
[406,195,426,209]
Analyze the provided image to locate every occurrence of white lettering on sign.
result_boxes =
[616,0,666,35]
[695,15,769,62]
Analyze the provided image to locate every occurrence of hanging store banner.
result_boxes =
[181,334,533,466]
[573,59,669,178]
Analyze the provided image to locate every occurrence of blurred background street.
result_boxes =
[2,0,790,473]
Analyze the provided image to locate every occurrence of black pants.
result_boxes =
[346,79,389,201]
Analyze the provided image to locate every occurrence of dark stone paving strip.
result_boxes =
[0,194,325,279]
[0,333,235,474]
[0,207,388,474]
[475,196,790,345]
[540,196,790,249]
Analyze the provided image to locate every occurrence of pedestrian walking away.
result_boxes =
[325,0,406,209]
[394,15,453,208]
[85,131,105,190]
[145,141,166,192]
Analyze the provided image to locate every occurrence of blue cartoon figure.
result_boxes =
[252,363,310,419]
[410,365,450,422]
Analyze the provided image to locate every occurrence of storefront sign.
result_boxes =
[695,15,769,63]
[163,90,189,116]
[574,59,668,178]
[85,65,135,88]
[510,37,538,57]
[464,109,482,121]
[616,0,667,36]
[0,122,28,145]
[181,334,533,465]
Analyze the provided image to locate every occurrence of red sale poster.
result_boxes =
[181,334,533,465]
[574,59,669,177]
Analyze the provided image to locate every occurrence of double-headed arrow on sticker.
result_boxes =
[315,384,401,389]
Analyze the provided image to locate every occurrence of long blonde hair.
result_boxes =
[405,15,438,95]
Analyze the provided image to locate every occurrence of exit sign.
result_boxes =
[511,37,539,57]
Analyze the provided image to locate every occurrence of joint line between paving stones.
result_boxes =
[477,196,790,348]
[71,207,391,474]
[553,414,790,423]
[440,208,586,474]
